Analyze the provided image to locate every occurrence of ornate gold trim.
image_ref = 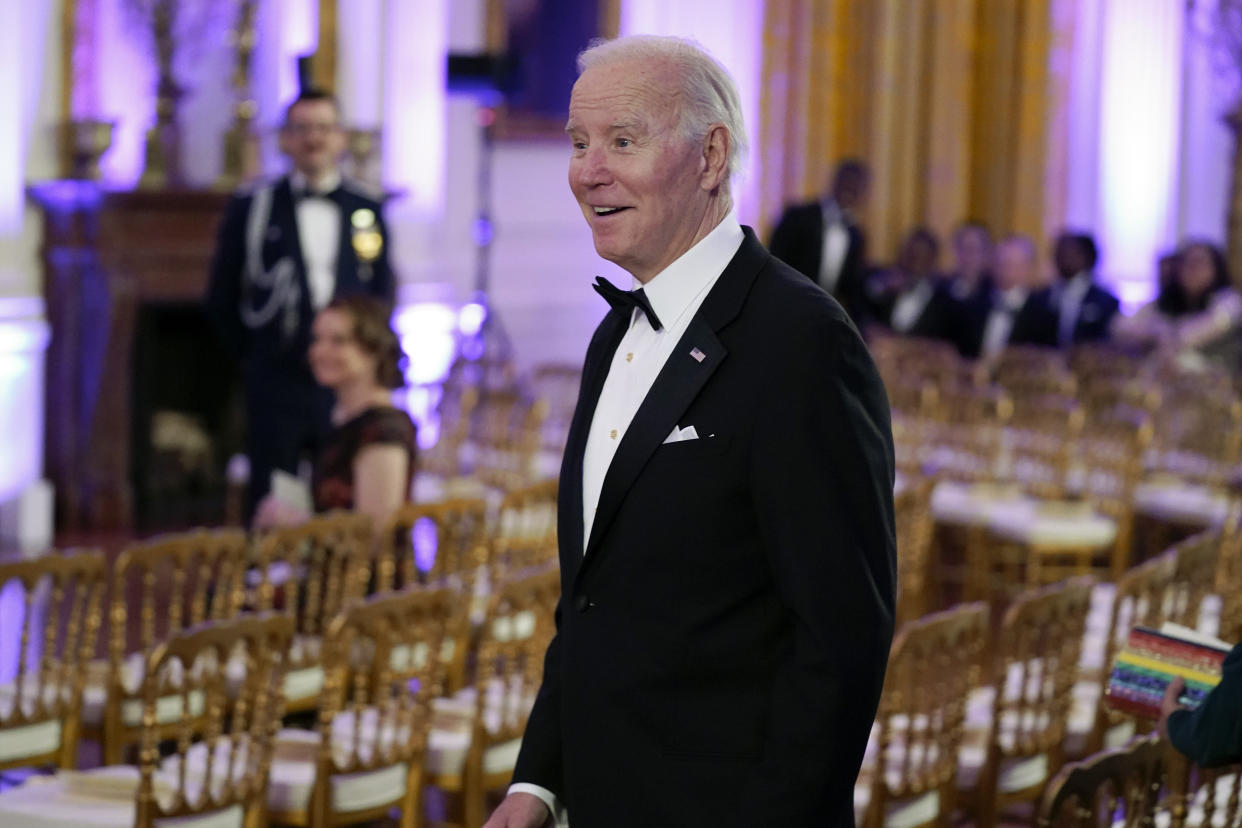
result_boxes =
[61,0,76,123]
[315,0,338,91]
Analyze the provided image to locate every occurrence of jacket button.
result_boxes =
[574,594,590,613]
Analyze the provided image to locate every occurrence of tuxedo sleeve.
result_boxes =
[742,309,897,823]
[510,598,566,796]
[205,195,250,361]
[1168,643,1242,767]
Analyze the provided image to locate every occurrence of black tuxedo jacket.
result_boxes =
[1062,282,1120,345]
[205,175,395,390]
[768,201,868,321]
[512,229,897,827]
[876,278,966,344]
[960,286,1061,357]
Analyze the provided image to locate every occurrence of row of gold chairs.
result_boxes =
[868,520,1240,826]
[1038,734,1241,827]
[0,544,560,828]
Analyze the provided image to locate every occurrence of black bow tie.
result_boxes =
[295,186,340,202]
[593,276,662,331]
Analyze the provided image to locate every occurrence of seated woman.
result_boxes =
[255,295,416,528]
[1111,240,1242,370]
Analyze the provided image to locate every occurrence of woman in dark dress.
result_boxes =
[255,295,416,528]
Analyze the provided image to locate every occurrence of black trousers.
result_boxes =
[243,369,334,524]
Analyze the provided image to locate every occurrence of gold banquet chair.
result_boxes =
[253,512,373,716]
[425,566,561,828]
[1067,551,1178,758]
[0,613,294,828]
[855,602,989,828]
[83,528,249,765]
[491,480,559,580]
[266,587,455,827]
[1035,734,1167,828]
[0,549,105,772]
[959,577,1095,826]
[1164,748,1242,828]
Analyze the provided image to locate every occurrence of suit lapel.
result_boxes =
[579,228,769,564]
[558,309,629,577]
[583,317,724,557]
[334,191,357,295]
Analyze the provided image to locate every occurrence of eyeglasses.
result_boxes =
[284,122,341,137]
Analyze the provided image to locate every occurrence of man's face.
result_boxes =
[832,170,868,212]
[996,241,1034,291]
[279,99,346,179]
[566,58,714,283]
[1053,236,1083,278]
[954,228,991,276]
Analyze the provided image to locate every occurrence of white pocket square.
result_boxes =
[663,425,699,444]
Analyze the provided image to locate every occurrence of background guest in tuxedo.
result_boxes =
[768,158,871,320]
[487,34,895,828]
[965,233,1059,359]
[205,89,395,523]
[946,221,994,302]
[1112,240,1242,370]
[252,295,415,530]
[866,227,963,346]
[1050,231,1119,347]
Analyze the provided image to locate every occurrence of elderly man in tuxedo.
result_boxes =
[485,35,896,828]
[205,89,394,521]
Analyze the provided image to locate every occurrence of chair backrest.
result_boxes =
[472,567,561,754]
[1088,552,1179,754]
[109,529,248,679]
[468,390,549,490]
[1219,506,1242,643]
[994,346,1075,397]
[1036,734,1167,827]
[988,578,1095,770]
[927,383,1014,482]
[1151,387,1242,487]
[894,476,935,625]
[378,498,490,591]
[136,613,294,827]
[1004,393,1085,498]
[492,480,559,578]
[0,549,105,769]
[315,587,455,780]
[1163,748,1242,828]
[866,602,989,826]
[1167,529,1221,632]
[255,513,372,644]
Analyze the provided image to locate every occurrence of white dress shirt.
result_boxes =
[508,211,745,824]
[889,278,935,333]
[818,199,850,294]
[290,169,342,310]
[1056,271,1092,347]
[981,286,1029,359]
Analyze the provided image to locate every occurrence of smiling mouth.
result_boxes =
[592,206,630,216]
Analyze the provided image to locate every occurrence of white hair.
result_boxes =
[577,35,748,186]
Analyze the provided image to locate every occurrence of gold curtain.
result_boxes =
[758,0,1072,264]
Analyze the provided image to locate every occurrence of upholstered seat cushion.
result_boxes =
[986,500,1116,548]
[0,766,243,828]
[0,677,68,764]
[266,728,410,816]
[423,688,525,778]
[81,654,206,728]
[1133,479,1231,528]
[930,480,1027,527]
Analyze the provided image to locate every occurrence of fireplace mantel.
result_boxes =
[30,183,231,530]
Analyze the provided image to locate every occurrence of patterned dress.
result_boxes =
[312,406,417,512]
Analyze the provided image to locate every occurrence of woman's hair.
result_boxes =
[323,295,407,389]
[1156,240,1231,316]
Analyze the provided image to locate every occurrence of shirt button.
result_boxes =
[610,429,617,439]
[626,352,634,362]
[575,594,591,613]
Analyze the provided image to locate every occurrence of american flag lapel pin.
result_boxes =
[690,347,706,363]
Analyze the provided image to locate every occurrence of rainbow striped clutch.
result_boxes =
[1104,623,1232,719]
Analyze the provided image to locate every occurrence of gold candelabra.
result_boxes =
[217,0,260,190]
